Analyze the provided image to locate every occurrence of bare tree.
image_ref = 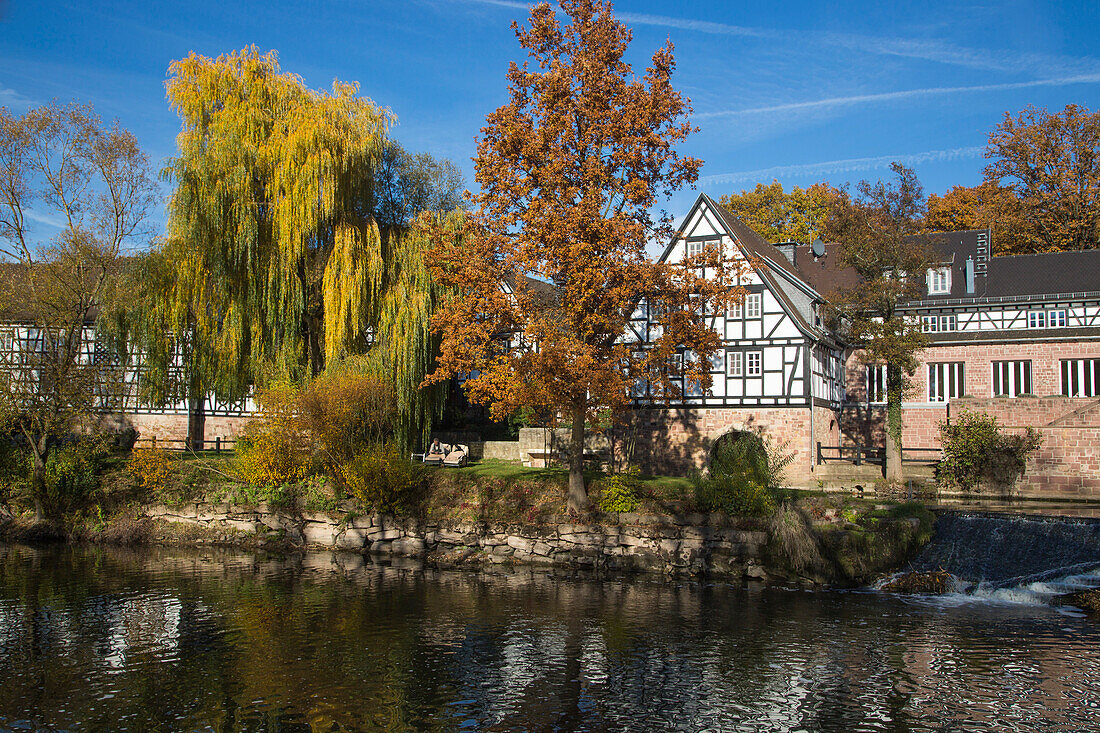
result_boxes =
[0,101,156,520]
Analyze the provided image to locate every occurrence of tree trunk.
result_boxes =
[31,439,48,523]
[187,395,206,451]
[885,363,904,482]
[567,401,589,514]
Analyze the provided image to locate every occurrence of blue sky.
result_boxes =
[3,0,1099,246]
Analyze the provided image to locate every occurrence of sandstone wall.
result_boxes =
[143,503,770,579]
[949,396,1100,500]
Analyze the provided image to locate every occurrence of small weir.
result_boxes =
[901,511,1100,604]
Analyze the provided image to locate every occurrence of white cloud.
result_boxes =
[698,146,985,187]
[0,86,34,109]
[452,0,1100,74]
[701,74,1100,119]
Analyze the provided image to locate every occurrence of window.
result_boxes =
[687,241,703,258]
[631,379,647,398]
[727,351,742,377]
[746,351,762,377]
[709,350,724,372]
[992,360,1032,397]
[866,365,887,403]
[745,293,762,319]
[1028,310,1047,329]
[1061,359,1100,397]
[727,300,742,319]
[928,362,965,402]
[1050,310,1067,328]
[928,267,951,295]
[922,314,958,333]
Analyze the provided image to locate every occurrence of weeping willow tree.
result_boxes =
[106,48,458,449]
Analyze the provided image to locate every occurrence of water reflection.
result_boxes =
[1,544,1098,732]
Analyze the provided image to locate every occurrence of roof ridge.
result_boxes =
[989,249,1100,260]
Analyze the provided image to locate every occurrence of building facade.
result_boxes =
[3,193,1098,492]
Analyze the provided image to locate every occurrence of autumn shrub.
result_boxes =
[343,446,429,514]
[234,382,313,487]
[936,410,1042,491]
[41,437,112,517]
[126,445,173,493]
[694,431,793,516]
[597,469,640,513]
[296,365,397,481]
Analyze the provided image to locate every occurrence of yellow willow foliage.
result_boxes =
[100,48,462,450]
[323,220,384,363]
[360,212,464,448]
[164,47,390,387]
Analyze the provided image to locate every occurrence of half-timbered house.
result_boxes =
[623,194,845,479]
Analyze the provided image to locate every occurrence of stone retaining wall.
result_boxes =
[143,503,770,579]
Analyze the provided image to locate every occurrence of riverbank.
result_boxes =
[0,497,934,587]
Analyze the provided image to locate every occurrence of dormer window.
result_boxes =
[927,267,951,295]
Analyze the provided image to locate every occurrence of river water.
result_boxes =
[1,543,1099,732]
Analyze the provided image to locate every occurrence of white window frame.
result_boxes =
[921,316,939,333]
[928,267,951,295]
[1049,309,1067,328]
[866,365,887,403]
[746,351,762,377]
[1028,310,1047,329]
[745,293,762,319]
[928,362,965,403]
[1061,358,1100,397]
[727,351,743,377]
[727,300,743,319]
[992,360,1032,397]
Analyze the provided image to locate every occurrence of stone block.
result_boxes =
[225,519,260,534]
[390,537,427,556]
[506,536,534,553]
[302,522,335,546]
[335,528,371,550]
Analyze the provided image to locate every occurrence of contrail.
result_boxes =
[698,147,985,186]
[701,75,1100,118]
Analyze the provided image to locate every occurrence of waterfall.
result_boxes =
[902,512,1100,604]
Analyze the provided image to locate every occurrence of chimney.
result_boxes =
[773,241,798,266]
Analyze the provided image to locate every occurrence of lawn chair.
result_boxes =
[423,441,450,466]
[442,444,469,468]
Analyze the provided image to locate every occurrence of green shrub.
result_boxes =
[343,446,428,514]
[696,474,776,516]
[597,470,640,513]
[693,431,793,516]
[936,410,1042,491]
[42,437,112,516]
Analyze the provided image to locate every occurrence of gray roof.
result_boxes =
[783,230,1100,304]
[984,250,1100,298]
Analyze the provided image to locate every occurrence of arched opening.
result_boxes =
[708,429,769,481]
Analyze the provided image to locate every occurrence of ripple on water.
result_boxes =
[2,543,1100,732]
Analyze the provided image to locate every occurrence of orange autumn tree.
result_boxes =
[424,0,740,512]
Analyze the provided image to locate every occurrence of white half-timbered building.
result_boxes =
[623,194,846,478]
